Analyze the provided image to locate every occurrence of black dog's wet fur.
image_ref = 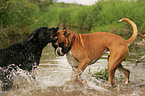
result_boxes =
[0,27,59,91]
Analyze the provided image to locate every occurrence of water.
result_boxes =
[0,44,145,96]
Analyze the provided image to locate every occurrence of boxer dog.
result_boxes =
[52,18,137,86]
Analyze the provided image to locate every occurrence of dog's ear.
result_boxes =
[26,33,35,42]
[65,32,70,37]
[62,27,67,35]
[62,27,67,31]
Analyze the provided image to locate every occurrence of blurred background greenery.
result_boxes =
[0,0,144,58]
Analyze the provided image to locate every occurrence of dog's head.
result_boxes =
[26,27,59,47]
[52,27,75,56]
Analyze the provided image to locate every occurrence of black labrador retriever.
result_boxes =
[0,27,59,91]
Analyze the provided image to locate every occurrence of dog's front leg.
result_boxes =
[72,59,90,84]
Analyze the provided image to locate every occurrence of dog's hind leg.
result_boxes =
[107,60,117,86]
[107,49,129,86]
[117,63,130,84]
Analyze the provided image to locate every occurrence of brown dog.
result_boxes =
[52,18,137,86]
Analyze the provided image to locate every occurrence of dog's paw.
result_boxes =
[82,80,87,84]
[69,79,87,86]
[124,78,129,85]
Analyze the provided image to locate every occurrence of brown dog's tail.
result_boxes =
[119,18,138,43]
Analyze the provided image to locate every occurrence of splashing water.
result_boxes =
[0,45,145,96]
[0,64,36,91]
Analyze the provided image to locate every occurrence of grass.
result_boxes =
[91,67,109,82]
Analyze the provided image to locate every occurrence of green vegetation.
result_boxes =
[0,0,145,49]
[90,67,109,82]
[0,0,51,47]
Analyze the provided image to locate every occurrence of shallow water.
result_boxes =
[0,44,145,96]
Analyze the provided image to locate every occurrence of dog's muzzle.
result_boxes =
[52,34,76,56]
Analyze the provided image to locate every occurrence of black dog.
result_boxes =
[0,27,59,91]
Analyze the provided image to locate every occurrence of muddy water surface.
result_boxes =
[0,44,145,96]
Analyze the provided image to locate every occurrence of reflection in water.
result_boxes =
[0,44,145,96]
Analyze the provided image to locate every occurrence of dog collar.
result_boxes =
[68,34,76,52]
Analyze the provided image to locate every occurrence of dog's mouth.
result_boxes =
[52,42,69,56]
[54,47,65,56]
